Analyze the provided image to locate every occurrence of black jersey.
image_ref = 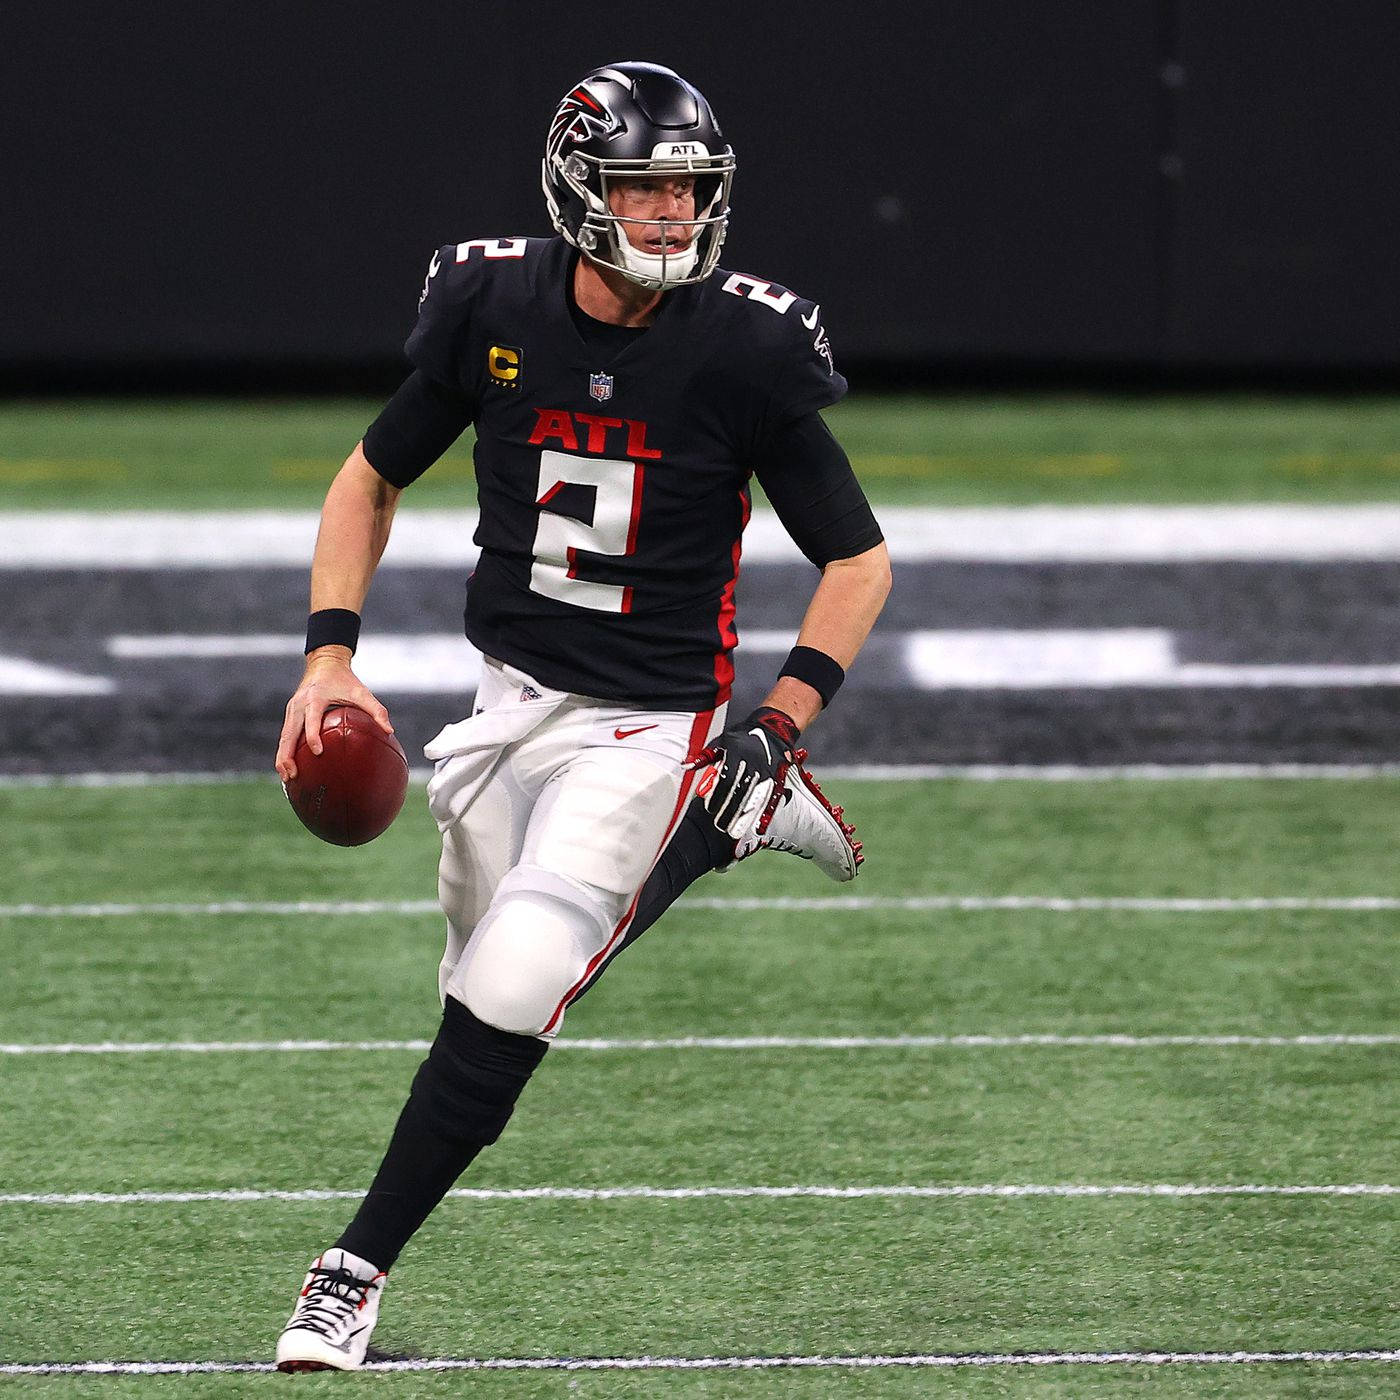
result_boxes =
[403,235,847,711]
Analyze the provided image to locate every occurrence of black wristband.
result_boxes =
[778,646,845,708]
[305,608,361,655]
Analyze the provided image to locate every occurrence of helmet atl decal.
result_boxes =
[547,85,621,168]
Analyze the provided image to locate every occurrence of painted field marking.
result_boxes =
[0,770,266,788]
[6,763,1400,788]
[825,763,1400,780]
[692,895,1400,912]
[11,505,1400,565]
[3,1034,1396,1057]
[5,895,1400,919]
[2,1183,1394,1207]
[905,629,1400,689]
[109,632,798,657]
[108,633,486,697]
[94,628,1400,694]
[103,631,787,698]
[3,1349,1397,1376]
[0,655,115,696]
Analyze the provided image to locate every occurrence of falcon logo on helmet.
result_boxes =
[541,61,736,292]
[546,84,622,167]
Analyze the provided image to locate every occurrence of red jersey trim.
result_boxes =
[711,487,749,706]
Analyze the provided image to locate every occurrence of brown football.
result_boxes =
[285,705,409,846]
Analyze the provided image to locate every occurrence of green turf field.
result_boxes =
[2,777,1395,1393]
[4,394,1400,509]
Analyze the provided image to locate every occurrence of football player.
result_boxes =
[272,61,890,1370]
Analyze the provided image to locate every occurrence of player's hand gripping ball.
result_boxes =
[284,705,409,846]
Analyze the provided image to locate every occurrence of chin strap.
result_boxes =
[615,237,700,288]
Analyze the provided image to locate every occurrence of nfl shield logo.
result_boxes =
[589,371,614,402]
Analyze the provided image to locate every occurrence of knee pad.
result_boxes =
[410,996,549,1146]
[447,864,619,1036]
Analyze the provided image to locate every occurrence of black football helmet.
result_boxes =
[542,62,735,290]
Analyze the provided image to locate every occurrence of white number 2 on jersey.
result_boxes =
[455,238,528,261]
[721,273,797,314]
[530,451,643,613]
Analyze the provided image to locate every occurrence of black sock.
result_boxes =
[627,797,734,945]
[336,997,548,1270]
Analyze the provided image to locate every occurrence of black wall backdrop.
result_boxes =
[5,1,1397,382]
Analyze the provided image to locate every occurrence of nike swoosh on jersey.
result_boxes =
[614,724,660,740]
[801,304,821,329]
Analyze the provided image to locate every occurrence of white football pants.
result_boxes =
[425,656,724,1040]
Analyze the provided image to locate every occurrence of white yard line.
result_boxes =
[0,770,265,788]
[3,1349,1397,1375]
[5,895,1400,918]
[2,1183,1394,1207]
[904,629,1400,690]
[687,895,1400,912]
[0,899,444,917]
[98,629,1400,693]
[3,1033,1395,1057]
[824,762,1400,781]
[10,505,1400,565]
[6,763,1400,787]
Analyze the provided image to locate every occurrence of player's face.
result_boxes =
[607,175,698,255]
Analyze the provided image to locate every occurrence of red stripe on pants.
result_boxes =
[541,708,715,1035]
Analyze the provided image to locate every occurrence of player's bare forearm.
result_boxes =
[274,444,401,780]
[308,443,402,621]
[761,541,892,730]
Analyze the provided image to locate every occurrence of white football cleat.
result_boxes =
[730,750,863,882]
[276,1247,386,1373]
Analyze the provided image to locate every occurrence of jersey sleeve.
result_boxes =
[754,411,884,567]
[403,244,477,393]
[362,369,474,489]
[763,296,849,433]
